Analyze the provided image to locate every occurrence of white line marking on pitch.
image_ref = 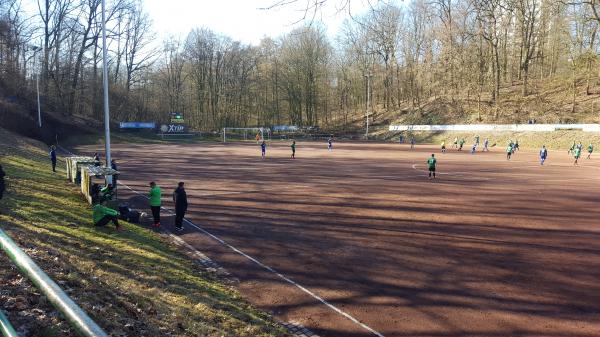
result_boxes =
[119,182,386,337]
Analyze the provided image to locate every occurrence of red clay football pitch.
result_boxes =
[81,141,600,337]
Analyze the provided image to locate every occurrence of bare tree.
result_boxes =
[474,0,504,105]
[512,0,540,96]
[122,3,156,92]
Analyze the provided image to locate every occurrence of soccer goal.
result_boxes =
[222,127,271,143]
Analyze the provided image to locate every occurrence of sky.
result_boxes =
[19,0,401,47]
[144,0,392,45]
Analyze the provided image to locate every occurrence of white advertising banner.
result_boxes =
[389,124,600,132]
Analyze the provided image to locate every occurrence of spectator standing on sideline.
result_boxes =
[173,182,188,231]
[0,164,5,202]
[149,182,162,227]
[93,203,121,230]
[49,146,57,172]
[110,159,118,186]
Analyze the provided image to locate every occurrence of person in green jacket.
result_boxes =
[93,204,121,230]
[427,154,437,180]
[149,181,162,227]
[587,144,593,159]
[291,140,296,159]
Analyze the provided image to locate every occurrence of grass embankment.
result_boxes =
[0,128,288,337]
[377,129,600,151]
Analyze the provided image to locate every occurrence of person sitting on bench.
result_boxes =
[93,203,121,230]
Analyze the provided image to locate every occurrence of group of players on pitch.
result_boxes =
[255,132,594,181]
[442,135,494,154]
[504,140,592,165]
[257,136,333,159]
[440,135,593,166]
[567,141,594,165]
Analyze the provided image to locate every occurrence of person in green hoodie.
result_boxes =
[93,203,121,230]
[149,181,162,227]
[587,144,594,159]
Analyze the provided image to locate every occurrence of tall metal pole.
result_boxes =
[36,64,41,128]
[571,58,576,114]
[101,0,112,176]
[29,45,42,128]
[365,73,371,140]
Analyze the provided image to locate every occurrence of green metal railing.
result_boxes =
[0,228,108,337]
[0,310,18,337]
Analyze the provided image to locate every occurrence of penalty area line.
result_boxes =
[118,182,386,337]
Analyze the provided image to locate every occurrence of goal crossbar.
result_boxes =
[223,127,271,142]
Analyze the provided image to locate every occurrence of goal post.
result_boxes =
[222,127,271,143]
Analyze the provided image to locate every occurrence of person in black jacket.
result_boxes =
[0,164,5,201]
[110,159,118,187]
[49,146,57,172]
[173,182,188,231]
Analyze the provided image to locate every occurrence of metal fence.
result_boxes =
[0,309,18,337]
[0,228,108,337]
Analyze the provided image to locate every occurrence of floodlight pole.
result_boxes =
[364,73,372,140]
[36,65,41,128]
[32,46,42,128]
[101,0,112,176]
[27,45,42,128]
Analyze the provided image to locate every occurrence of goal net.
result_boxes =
[222,127,271,142]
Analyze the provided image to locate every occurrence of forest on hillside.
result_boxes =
[1,0,599,131]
